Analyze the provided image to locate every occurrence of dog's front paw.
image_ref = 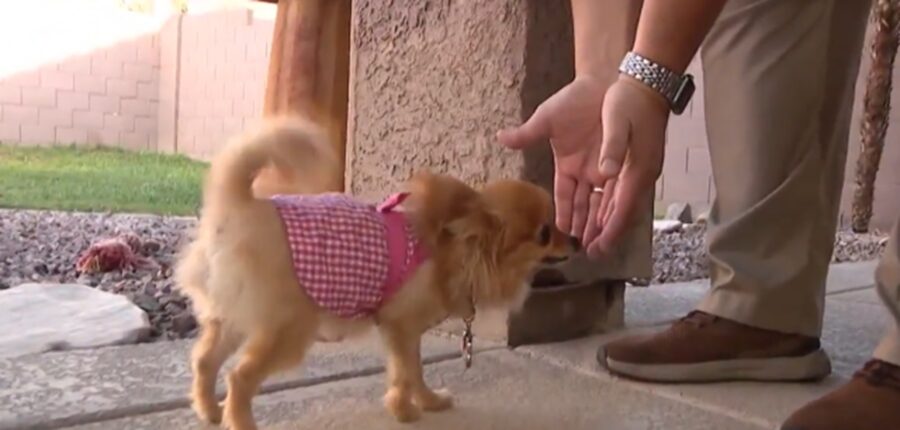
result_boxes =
[222,414,258,430]
[415,388,454,412]
[384,388,422,423]
[222,403,258,430]
[191,398,222,424]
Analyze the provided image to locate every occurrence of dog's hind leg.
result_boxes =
[190,318,241,424]
[222,323,314,430]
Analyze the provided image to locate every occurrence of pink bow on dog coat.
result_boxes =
[270,192,429,319]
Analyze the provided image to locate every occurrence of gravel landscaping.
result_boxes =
[1,209,196,341]
[651,222,889,284]
[0,209,890,342]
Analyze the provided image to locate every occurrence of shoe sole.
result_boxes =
[604,349,832,383]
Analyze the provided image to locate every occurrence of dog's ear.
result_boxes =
[442,197,501,241]
[406,171,499,241]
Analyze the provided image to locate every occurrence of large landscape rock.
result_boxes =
[653,220,683,234]
[665,202,694,223]
[0,283,150,358]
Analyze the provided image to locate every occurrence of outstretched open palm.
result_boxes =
[498,77,609,246]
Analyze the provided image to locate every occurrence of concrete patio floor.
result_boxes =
[0,261,887,430]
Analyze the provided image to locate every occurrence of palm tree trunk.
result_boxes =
[852,0,900,233]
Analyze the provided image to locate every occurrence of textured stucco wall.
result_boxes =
[347,0,530,197]
[347,0,651,280]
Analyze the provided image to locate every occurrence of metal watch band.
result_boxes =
[618,51,695,115]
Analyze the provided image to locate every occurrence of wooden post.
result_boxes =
[255,0,351,191]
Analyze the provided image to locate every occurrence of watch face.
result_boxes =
[672,76,695,115]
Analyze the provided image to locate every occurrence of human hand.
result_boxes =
[587,75,669,256]
[497,76,611,246]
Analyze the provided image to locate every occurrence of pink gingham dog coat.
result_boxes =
[270,192,429,319]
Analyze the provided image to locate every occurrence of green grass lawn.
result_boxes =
[0,144,207,216]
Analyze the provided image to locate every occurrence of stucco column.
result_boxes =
[347,0,652,344]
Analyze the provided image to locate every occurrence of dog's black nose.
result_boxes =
[569,235,582,252]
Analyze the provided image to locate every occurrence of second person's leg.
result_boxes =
[781,218,900,430]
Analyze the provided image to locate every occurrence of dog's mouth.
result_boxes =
[541,255,569,265]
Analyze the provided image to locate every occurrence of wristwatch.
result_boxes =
[618,51,695,115]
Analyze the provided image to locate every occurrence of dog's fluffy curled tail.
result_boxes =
[204,116,341,209]
[178,117,339,320]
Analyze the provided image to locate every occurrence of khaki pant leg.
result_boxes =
[873,219,900,365]
[697,0,871,336]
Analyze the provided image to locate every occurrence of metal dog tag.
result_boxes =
[462,318,474,369]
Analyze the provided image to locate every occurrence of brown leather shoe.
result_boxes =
[599,311,831,382]
[781,360,900,430]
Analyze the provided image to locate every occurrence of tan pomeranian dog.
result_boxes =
[176,117,580,430]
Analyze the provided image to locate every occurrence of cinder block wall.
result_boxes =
[0,1,275,159]
[165,9,273,159]
[0,2,161,150]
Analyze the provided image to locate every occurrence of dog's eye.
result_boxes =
[538,224,551,246]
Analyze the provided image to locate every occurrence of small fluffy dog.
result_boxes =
[176,117,579,430]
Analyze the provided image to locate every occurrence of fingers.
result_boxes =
[497,106,551,150]
[598,102,630,182]
[601,197,616,232]
[582,187,604,247]
[570,180,591,240]
[596,178,617,227]
[585,178,617,257]
[554,173,577,234]
[588,133,664,255]
[586,172,638,256]
[591,170,647,255]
